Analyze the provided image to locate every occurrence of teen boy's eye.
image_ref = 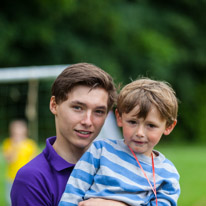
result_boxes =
[95,110,106,116]
[72,105,82,111]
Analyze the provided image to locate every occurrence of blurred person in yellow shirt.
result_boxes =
[2,119,39,205]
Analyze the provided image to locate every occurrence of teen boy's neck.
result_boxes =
[52,140,84,164]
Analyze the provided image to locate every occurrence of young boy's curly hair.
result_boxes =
[117,78,178,127]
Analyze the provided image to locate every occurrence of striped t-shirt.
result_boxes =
[59,139,180,206]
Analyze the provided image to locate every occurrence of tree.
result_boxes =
[0,0,206,142]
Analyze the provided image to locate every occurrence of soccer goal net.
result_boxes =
[0,65,67,143]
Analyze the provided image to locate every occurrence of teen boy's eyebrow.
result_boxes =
[71,101,107,111]
[96,106,107,112]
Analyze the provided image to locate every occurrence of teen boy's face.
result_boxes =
[116,104,174,157]
[51,85,108,154]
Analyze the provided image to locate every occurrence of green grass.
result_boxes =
[0,151,6,206]
[156,144,206,206]
[1,144,206,205]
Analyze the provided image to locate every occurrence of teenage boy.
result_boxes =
[11,63,127,206]
[59,77,180,206]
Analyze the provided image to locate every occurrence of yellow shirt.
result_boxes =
[2,138,39,181]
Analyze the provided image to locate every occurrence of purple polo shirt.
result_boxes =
[11,136,75,206]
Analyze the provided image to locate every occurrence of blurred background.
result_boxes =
[0,0,206,205]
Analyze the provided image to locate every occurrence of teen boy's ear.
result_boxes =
[164,120,177,136]
[50,96,58,115]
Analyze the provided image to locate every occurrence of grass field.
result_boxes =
[0,149,6,206]
[0,144,206,205]
[156,144,206,206]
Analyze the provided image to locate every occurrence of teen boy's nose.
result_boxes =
[81,111,92,126]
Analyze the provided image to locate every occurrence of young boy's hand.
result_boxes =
[78,198,129,206]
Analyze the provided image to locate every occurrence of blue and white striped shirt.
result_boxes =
[59,139,180,206]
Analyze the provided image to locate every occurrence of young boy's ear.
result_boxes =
[164,120,177,135]
[115,109,123,127]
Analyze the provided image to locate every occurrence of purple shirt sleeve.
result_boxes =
[11,165,52,205]
[11,137,74,206]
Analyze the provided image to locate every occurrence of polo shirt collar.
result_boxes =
[43,136,75,171]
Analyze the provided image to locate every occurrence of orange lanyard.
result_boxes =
[128,146,158,206]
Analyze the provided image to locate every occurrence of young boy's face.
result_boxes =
[50,85,109,154]
[116,104,174,157]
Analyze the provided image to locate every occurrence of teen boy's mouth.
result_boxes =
[75,129,93,138]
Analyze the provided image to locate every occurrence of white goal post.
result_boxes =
[0,65,67,83]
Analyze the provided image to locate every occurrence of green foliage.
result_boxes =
[0,0,206,143]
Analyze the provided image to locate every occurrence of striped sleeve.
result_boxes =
[156,173,180,205]
[152,158,180,206]
[59,143,101,206]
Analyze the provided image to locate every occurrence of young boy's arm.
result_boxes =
[152,175,180,206]
[59,144,100,206]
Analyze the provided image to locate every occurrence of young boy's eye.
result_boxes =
[148,123,156,128]
[128,120,137,125]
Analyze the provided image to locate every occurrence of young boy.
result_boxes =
[59,77,180,206]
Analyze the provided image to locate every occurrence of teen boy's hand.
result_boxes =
[79,198,129,206]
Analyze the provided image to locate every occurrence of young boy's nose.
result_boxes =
[136,125,144,137]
